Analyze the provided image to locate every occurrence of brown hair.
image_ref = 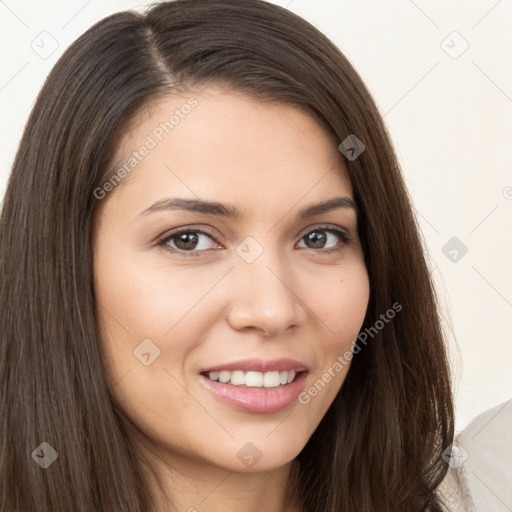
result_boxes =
[0,1,454,510]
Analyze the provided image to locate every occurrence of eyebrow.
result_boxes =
[136,196,357,220]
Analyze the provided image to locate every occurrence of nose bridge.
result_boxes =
[226,237,306,335]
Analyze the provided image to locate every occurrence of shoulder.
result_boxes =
[455,399,512,512]
[437,399,512,511]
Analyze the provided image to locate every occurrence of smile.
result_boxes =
[198,358,309,414]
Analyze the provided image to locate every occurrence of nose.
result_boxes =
[225,251,307,337]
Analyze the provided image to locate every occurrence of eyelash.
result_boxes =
[156,226,352,258]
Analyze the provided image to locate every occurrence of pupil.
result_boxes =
[176,232,198,250]
[307,231,326,249]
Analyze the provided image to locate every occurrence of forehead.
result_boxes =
[103,87,353,215]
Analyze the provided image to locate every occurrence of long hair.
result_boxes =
[0,1,454,510]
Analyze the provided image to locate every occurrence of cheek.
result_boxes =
[316,263,370,348]
[94,242,225,343]
[301,264,369,409]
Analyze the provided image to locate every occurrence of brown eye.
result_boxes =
[297,227,351,251]
[304,231,327,249]
[158,228,220,256]
[172,232,200,251]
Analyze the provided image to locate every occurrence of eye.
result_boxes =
[158,228,220,256]
[296,226,351,252]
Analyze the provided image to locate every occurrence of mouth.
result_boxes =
[198,358,309,414]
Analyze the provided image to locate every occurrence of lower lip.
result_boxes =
[199,372,308,414]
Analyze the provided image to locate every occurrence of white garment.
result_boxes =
[437,399,512,511]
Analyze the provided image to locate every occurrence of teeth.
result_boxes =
[245,371,263,387]
[219,371,230,383]
[263,371,280,387]
[231,371,245,386]
[207,370,299,387]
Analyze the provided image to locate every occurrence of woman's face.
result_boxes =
[92,87,370,475]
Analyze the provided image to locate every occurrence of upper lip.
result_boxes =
[200,358,309,374]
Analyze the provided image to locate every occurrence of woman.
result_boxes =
[0,1,458,510]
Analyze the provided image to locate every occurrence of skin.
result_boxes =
[92,86,370,512]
